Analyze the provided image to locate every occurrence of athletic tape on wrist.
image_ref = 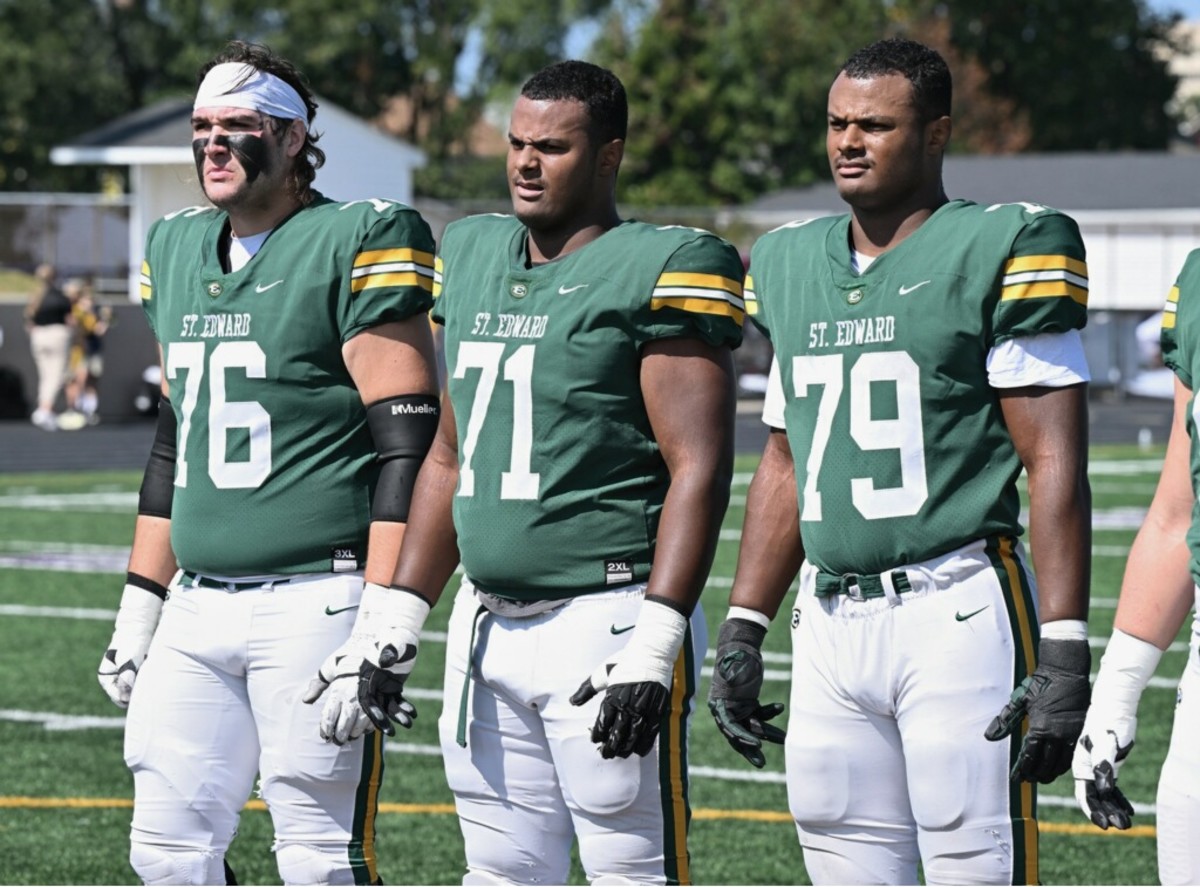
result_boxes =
[1040,618,1089,641]
[610,597,688,687]
[1091,628,1164,717]
[360,581,430,634]
[727,605,771,629]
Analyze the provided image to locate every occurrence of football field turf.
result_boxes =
[0,446,1183,884]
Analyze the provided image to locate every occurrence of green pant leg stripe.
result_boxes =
[348,730,383,885]
[659,622,695,886]
[985,536,1040,885]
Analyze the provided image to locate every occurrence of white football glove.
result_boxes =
[302,583,430,746]
[97,581,166,708]
[570,596,687,759]
[1072,628,1163,829]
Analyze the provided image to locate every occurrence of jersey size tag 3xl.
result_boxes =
[331,545,360,573]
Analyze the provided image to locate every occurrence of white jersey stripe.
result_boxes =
[651,287,747,310]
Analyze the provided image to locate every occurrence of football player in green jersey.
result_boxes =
[355,61,743,885]
[95,42,440,886]
[707,39,1092,885]
[1073,270,1200,884]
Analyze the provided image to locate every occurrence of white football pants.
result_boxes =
[786,538,1041,886]
[1157,602,1200,886]
[124,573,385,885]
[439,580,704,886]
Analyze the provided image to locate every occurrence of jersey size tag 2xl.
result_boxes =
[605,559,633,585]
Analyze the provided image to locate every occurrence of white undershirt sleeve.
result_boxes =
[987,330,1090,388]
[762,356,786,429]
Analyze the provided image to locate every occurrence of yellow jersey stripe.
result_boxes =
[743,274,759,316]
[433,257,444,297]
[655,271,743,296]
[1004,255,1088,276]
[651,296,745,323]
[354,247,435,268]
[1167,285,1180,304]
[350,272,434,293]
[1000,281,1088,306]
[1164,312,1177,330]
[140,261,152,300]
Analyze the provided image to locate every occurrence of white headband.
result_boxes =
[194,62,309,127]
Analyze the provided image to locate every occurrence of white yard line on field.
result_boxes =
[0,708,1161,816]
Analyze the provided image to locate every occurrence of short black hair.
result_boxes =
[840,38,951,122]
[520,60,628,143]
[197,40,326,203]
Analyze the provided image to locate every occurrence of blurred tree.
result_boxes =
[596,0,887,206]
[599,0,1180,205]
[2,0,1183,199]
[898,0,1181,151]
[0,0,206,190]
[2,0,606,193]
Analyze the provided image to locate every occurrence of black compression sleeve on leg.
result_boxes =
[366,394,440,523]
[137,397,177,518]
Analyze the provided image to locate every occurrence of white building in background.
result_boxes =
[50,96,426,302]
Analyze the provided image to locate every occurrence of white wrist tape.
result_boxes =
[355,582,430,640]
[609,598,688,688]
[113,583,165,639]
[1090,628,1164,720]
[1041,618,1089,641]
[727,606,771,629]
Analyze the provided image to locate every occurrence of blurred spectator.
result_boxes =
[61,278,111,429]
[23,264,73,430]
[1124,310,1174,399]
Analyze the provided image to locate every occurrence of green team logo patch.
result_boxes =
[207,281,223,298]
[846,288,863,304]
[510,283,528,299]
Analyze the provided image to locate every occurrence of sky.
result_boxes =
[1155,0,1200,19]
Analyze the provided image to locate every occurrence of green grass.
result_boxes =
[0,447,1180,884]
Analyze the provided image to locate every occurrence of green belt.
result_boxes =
[455,604,489,748]
[180,571,296,591]
[814,568,912,601]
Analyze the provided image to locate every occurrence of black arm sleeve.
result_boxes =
[366,394,440,523]
[137,397,177,518]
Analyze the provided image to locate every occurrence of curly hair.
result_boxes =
[840,38,952,122]
[197,41,326,204]
[520,60,628,144]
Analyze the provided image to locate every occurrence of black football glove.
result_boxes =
[985,637,1091,783]
[1074,731,1136,830]
[570,597,686,759]
[357,641,419,736]
[707,617,786,768]
[571,675,671,759]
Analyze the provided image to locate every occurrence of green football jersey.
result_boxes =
[1160,252,1200,585]
[747,200,1088,576]
[432,215,744,599]
[140,195,435,575]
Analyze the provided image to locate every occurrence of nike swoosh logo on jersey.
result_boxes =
[558,284,589,294]
[610,623,636,635]
[955,606,989,622]
[256,279,285,293]
[898,280,931,295]
[324,604,360,616]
